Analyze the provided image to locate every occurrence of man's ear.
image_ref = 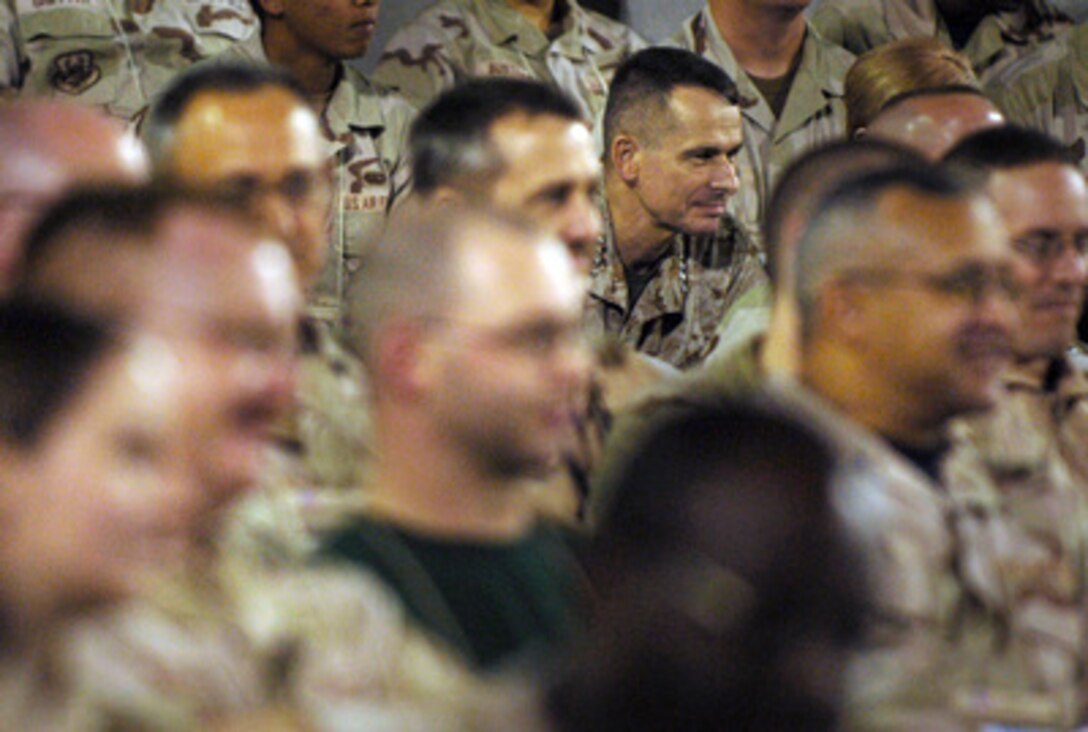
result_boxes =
[611,133,641,185]
[257,0,286,18]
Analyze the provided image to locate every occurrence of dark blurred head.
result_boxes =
[549,401,867,732]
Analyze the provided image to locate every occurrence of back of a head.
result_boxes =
[793,163,977,336]
[944,124,1078,175]
[603,47,740,155]
[348,206,542,371]
[14,185,259,319]
[410,78,583,196]
[845,38,978,134]
[144,61,309,173]
[0,297,117,450]
[550,401,866,731]
[763,139,928,285]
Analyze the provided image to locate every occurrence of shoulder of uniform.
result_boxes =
[379,0,475,49]
[576,5,646,52]
[808,23,857,70]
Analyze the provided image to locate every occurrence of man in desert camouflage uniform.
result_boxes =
[373,0,642,123]
[938,126,1088,726]
[784,163,1024,728]
[811,0,1072,86]
[670,0,853,253]
[0,0,256,124]
[587,48,766,371]
[986,23,1088,173]
[206,0,414,325]
[147,63,370,554]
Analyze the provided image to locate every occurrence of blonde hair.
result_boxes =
[844,38,978,134]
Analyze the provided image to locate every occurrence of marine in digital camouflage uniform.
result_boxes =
[0,0,256,123]
[810,0,1073,86]
[670,5,853,255]
[211,30,414,325]
[986,22,1088,174]
[584,217,767,371]
[372,0,644,123]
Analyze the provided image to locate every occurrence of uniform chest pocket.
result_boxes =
[18,7,130,108]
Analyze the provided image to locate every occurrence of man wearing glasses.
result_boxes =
[787,163,1018,728]
[940,125,1088,728]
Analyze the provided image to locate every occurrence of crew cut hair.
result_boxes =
[144,61,309,170]
[603,47,740,155]
[410,78,583,195]
[944,124,1078,172]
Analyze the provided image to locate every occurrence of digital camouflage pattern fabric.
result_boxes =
[584,214,767,371]
[0,0,257,124]
[670,7,853,254]
[373,0,643,123]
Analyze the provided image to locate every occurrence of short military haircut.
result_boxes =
[347,206,543,369]
[603,47,741,155]
[410,78,584,195]
[763,139,927,285]
[943,124,1078,173]
[14,184,255,316]
[794,164,980,337]
[0,297,117,449]
[144,61,309,170]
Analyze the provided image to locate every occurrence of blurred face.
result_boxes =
[866,93,1005,160]
[988,163,1088,360]
[0,339,195,616]
[267,0,381,60]
[487,113,603,274]
[425,230,590,478]
[628,85,743,237]
[846,190,1016,420]
[146,210,300,511]
[167,86,330,287]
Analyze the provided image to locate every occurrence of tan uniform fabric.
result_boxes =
[212,33,414,324]
[936,357,1088,727]
[669,9,853,253]
[583,214,767,371]
[0,0,256,123]
[987,22,1088,174]
[810,0,1072,85]
[62,565,487,730]
[372,0,644,123]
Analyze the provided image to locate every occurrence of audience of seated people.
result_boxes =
[0,1,1086,728]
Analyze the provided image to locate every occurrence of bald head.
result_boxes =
[866,91,1005,160]
[0,101,149,291]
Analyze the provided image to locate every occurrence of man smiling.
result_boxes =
[585,48,767,370]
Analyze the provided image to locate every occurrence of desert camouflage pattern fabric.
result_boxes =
[669,8,853,255]
[810,0,1073,86]
[224,317,373,572]
[213,33,414,325]
[987,22,1088,174]
[58,565,489,730]
[0,0,256,123]
[584,213,767,371]
[372,0,644,123]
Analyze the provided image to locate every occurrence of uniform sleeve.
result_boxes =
[372,15,460,111]
[379,91,417,211]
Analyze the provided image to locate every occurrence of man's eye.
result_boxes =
[281,173,316,202]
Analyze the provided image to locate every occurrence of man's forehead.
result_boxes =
[489,112,594,163]
[876,187,1006,261]
[172,86,323,178]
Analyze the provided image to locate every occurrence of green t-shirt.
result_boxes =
[319,519,583,670]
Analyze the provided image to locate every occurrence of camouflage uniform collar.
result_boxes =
[1005,352,1088,402]
[693,6,847,139]
[472,0,590,59]
[588,215,689,319]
